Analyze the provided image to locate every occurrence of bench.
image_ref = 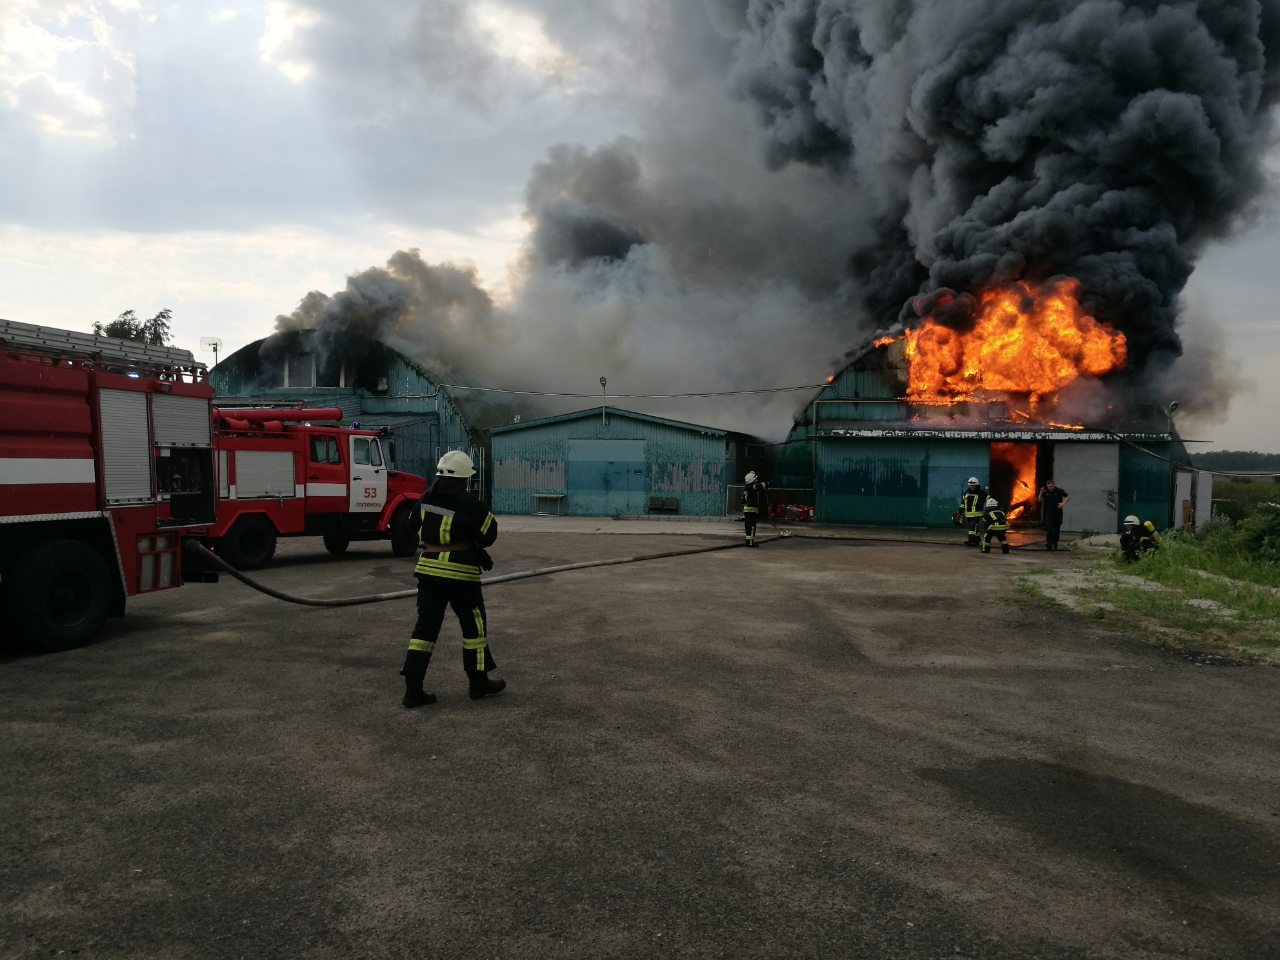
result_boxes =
[648,496,679,515]
[531,493,565,516]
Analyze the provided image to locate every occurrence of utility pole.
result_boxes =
[600,376,608,427]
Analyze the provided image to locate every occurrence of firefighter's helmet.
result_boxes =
[436,450,476,478]
[985,497,998,508]
[745,471,757,484]
[967,476,979,485]
[1124,514,1140,525]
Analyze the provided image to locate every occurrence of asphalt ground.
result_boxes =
[2,520,1278,960]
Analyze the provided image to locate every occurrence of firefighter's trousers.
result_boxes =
[743,510,759,545]
[965,516,982,545]
[981,529,1010,554]
[402,574,498,683]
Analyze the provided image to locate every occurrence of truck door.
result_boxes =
[306,432,348,514]
[348,436,387,513]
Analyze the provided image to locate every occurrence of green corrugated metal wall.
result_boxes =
[815,438,989,525]
[1119,442,1172,530]
[492,412,727,516]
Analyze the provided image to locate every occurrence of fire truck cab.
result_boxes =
[0,319,217,652]
[205,407,426,568]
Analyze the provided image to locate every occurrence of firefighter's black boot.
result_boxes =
[401,649,436,708]
[1001,543,1010,554]
[465,645,506,700]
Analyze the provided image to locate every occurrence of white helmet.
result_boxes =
[436,450,476,478]
[1124,514,1139,525]
[745,471,757,484]
[967,476,979,485]
[985,497,998,508]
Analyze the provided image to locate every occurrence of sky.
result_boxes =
[3,0,1279,451]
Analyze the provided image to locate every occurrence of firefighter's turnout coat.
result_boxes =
[414,486,497,582]
[981,506,1010,553]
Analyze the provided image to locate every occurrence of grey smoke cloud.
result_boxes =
[270,0,1280,438]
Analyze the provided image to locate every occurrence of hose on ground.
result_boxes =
[183,537,775,608]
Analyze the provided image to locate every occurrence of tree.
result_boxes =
[93,309,174,346]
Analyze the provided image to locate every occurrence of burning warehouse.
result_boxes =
[777,279,1207,532]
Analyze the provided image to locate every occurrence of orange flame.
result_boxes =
[993,442,1038,521]
[891,279,1126,401]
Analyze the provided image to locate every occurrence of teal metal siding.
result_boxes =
[816,438,989,525]
[1119,442,1172,530]
[491,409,727,516]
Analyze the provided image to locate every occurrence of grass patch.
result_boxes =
[1018,548,1280,663]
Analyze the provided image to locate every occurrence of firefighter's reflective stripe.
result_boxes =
[480,513,494,534]
[463,637,486,669]
[463,608,487,670]
[415,556,482,580]
[743,506,759,514]
[963,492,984,517]
[984,509,1010,532]
[408,638,435,653]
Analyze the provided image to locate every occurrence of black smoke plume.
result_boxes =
[720,0,1280,377]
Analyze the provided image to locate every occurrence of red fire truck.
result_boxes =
[202,407,426,569]
[0,319,219,652]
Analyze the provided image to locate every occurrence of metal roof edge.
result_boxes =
[814,428,1175,441]
[490,405,729,437]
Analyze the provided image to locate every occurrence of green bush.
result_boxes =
[1238,503,1280,564]
[1212,480,1280,524]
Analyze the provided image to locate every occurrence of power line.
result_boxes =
[389,382,830,400]
[1104,431,1279,479]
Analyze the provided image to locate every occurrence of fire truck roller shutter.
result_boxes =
[152,394,212,446]
[10,539,113,652]
[99,389,152,504]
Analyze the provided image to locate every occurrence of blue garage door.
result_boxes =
[566,439,647,516]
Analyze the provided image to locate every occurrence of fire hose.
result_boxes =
[184,537,784,608]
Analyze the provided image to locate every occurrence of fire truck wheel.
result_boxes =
[14,539,113,652]
[390,503,418,557]
[220,517,278,570]
[323,534,351,556]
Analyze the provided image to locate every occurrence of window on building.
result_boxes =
[285,353,316,387]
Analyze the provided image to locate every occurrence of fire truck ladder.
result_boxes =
[0,318,206,372]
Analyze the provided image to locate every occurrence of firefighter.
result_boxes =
[960,476,988,547]
[741,470,769,547]
[980,496,1011,554]
[400,450,506,708]
[1119,515,1162,562]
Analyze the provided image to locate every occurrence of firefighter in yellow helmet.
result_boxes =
[741,470,769,547]
[960,476,988,547]
[1119,515,1162,562]
[399,450,505,707]
[980,496,1011,554]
